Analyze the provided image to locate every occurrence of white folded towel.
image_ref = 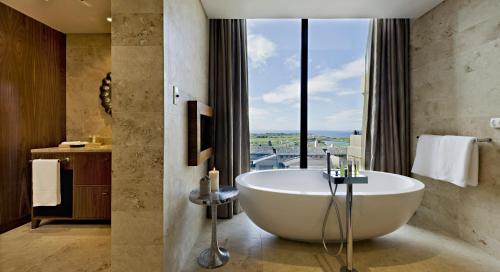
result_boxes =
[411,135,442,180]
[412,135,479,187]
[32,159,61,207]
[436,136,478,187]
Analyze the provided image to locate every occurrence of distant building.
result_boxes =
[250,145,347,170]
[308,138,318,148]
[250,154,279,170]
[347,134,362,166]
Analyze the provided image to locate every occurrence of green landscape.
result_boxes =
[250,133,350,149]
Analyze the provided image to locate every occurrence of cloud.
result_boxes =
[284,54,300,70]
[249,95,263,102]
[310,96,333,103]
[261,80,300,104]
[247,29,275,67]
[337,90,359,96]
[325,109,363,131]
[249,107,269,117]
[249,107,297,131]
[262,57,365,104]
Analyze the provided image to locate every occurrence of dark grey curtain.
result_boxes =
[208,19,250,219]
[364,19,411,176]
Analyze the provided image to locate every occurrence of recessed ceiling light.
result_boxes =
[106,17,112,22]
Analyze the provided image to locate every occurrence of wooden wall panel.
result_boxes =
[0,2,66,233]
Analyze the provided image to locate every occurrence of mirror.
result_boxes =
[99,72,112,115]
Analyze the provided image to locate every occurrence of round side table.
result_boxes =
[189,186,239,269]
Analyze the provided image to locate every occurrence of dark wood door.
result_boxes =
[73,186,111,219]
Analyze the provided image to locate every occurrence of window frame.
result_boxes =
[299,19,308,168]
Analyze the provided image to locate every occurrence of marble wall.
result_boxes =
[111,0,165,271]
[409,0,500,258]
[164,0,210,271]
[66,34,112,143]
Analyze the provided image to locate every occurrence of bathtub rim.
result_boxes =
[236,169,425,197]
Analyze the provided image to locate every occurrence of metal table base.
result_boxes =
[197,204,230,268]
[189,186,239,269]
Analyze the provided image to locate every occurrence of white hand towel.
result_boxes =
[411,135,442,180]
[32,159,61,207]
[436,136,478,187]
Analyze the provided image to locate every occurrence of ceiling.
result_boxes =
[200,0,444,19]
[0,0,110,33]
[0,0,443,33]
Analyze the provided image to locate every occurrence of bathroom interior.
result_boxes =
[1,0,500,271]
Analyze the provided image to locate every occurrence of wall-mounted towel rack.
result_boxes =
[29,157,70,163]
[416,136,492,143]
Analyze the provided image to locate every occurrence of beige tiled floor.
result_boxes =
[183,213,500,272]
[2,215,499,272]
[0,220,110,272]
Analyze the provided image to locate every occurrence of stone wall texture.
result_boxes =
[111,0,165,271]
[164,0,210,271]
[409,0,500,258]
[66,34,112,143]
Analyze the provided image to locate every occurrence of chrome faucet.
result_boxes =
[325,151,339,178]
[326,151,332,180]
[322,154,367,272]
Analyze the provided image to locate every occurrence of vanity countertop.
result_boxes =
[31,145,112,153]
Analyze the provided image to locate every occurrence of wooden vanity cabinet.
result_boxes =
[72,153,111,219]
[74,186,111,219]
[30,149,111,228]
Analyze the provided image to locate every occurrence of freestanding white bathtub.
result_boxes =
[236,169,424,241]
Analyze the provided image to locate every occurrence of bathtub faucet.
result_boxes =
[323,154,367,272]
[324,151,339,180]
[326,151,332,181]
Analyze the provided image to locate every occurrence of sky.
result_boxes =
[247,19,370,132]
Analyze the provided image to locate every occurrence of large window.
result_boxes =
[248,19,369,171]
[307,19,369,169]
[248,20,301,170]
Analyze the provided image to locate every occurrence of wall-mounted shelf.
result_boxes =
[188,101,214,166]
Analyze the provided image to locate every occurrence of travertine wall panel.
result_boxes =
[410,0,500,258]
[66,34,112,143]
[164,0,210,271]
[111,0,164,271]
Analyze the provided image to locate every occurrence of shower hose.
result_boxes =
[321,157,344,256]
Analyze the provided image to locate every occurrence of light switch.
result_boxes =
[490,118,500,129]
[173,86,180,105]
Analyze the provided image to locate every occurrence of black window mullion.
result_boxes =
[300,19,308,169]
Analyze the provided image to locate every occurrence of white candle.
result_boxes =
[209,167,219,192]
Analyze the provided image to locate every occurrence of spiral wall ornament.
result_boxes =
[99,72,112,115]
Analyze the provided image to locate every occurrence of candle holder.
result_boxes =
[199,176,211,196]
